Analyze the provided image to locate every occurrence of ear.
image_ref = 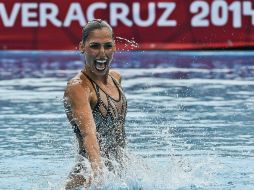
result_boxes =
[79,41,85,54]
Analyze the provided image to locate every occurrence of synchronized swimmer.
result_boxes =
[64,19,127,189]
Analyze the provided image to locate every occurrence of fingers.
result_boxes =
[65,174,86,189]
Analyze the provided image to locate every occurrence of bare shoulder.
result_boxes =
[64,73,91,103]
[65,78,84,93]
[110,69,122,84]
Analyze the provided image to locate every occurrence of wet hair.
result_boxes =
[82,19,114,43]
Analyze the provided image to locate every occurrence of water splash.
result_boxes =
[115,37,139,52]
[57,147,220,190]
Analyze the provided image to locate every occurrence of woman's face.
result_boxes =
[80,27,115,77]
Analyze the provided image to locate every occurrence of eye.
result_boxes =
[89,43,100,49]
[104,43,113,49]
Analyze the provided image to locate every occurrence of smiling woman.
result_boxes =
[79,20,115,74]
[63,19,128,189]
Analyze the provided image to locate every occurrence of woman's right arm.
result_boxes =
[64,80,102,177]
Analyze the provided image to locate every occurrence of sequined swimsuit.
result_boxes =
[65,72,127,161]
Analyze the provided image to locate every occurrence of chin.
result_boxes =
[93,68,109,76]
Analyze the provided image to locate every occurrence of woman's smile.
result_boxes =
[94,58,108,71]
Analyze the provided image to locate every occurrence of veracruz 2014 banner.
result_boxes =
[0,0,254,50]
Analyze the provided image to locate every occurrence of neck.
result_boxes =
[83,66,109,84]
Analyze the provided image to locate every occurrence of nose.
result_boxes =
[98,45,106,56]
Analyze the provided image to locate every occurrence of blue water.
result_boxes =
[0,51,254,190]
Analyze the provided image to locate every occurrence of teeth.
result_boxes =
[96,60,107,63]
[97,67,105,71]
[95,59,107,71]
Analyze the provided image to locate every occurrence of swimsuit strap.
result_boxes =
[108,74,122,102]
[108,74,125,96]
[82,71,122,102]
[81,71,110,110]
[81,71,101,99]
[109,74,122,90]
[108,74,119,86]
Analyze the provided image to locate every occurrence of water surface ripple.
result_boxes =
[0,51,254,190]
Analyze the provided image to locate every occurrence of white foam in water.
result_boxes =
[1,51,253,190]
[55,141,221,190]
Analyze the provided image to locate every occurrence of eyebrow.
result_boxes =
[89,42,113,44]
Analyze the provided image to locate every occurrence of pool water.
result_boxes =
[0,51,254,190]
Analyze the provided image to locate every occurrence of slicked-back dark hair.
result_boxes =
[82,19,114,43]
